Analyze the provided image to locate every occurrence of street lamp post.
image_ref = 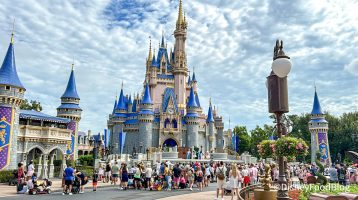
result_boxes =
[267,40,292,200]
[89,136,102,171]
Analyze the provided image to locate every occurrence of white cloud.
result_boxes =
[0,0,357,134]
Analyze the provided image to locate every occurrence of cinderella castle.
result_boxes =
[107,0,230,155]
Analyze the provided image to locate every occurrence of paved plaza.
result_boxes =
[0,181,233,200]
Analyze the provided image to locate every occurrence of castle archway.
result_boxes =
[163,138,177,147]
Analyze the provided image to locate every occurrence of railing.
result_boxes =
[19,125,72,140]
[238,184,262,200]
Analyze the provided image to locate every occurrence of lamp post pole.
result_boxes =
[267,40,292,200]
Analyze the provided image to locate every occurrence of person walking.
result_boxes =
[229,164,239,200]
[215,161,226,200]
[145,163,152,190]
[187,166,195,191]
[98,165,104,182]
[173,164,181,189]
[92,170,98,192]
[17,163,25,185]
[196,167,204,191]
[26,160,34,181]
[111,161,120,186]
[242,166,250,188]
[105,163,111,183]
[120,163,129,190]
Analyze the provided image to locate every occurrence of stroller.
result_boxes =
[71,177,81,194]
[9,170,18,186]
[28,178,52,195]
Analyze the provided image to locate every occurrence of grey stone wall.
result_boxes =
[152,128,159,147]
[8,107,20,170]
[216,127,224,150]
[139,122,152,153]
[186,124,198,148]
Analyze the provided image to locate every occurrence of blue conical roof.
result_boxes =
[0,41,25,89]
[112,98,117,115]
[128,95,132,104]
[187,75,191,85]
[192,72,197,82]
[195,92,201,107]
[207,103,214,122]
[132,99,137,112]
[161,34,165,47]
[187,87,198,107]
[151,54,157,67]
[116,88,126,110]
[142,83,152,104]
[61,67,80,99]
[311,90,323,115]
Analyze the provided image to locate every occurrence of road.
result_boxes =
[1,185,218,200]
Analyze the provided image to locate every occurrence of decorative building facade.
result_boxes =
[0,32,81,174]
[107,0,229,155]
[309,89,331,166]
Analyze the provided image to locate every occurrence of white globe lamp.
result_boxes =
[272,57,292,78]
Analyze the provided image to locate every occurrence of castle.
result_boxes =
[0,31,81,174]
[107,0,230,155]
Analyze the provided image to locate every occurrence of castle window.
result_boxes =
[5,85,10,90]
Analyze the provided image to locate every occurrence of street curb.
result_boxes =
[52,183,115,193]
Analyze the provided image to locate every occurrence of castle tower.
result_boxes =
[185,87,199,148]
[207,99,215,151]
[0,33,26,170]
[138,82,154,152]
[173,0,188,111]
[127,95,132,113]
[309,89,331,166]
[192,71,197,92]
[111,86,126,154]
[57,64,82,160]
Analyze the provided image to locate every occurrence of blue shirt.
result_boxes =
[64,167,74,181]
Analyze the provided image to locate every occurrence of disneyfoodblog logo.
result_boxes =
[274,183,350,192]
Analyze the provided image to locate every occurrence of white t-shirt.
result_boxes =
[27,164,34,172]
[145,168,152,178]
[242,169,249,176]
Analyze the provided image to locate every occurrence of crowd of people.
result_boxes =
[14,158,358,199]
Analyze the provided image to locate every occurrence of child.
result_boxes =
[93,170,99,192]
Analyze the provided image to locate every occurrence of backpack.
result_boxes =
[217,168,225,180]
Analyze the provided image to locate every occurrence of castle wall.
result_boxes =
[186,124,198,148]
[139,122,153,153]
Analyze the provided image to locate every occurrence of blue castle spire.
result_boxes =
[195,92,201,107]
[0,34,25,89]
[132,95,137,112]
[61,64,80,99]
[192,71,197,82]
[311,89,323,115]
[161,31,165,47]
[187,75,191,85]
[207,99,214,122]
[187,87,198,107]
[116,88,126,110]
[142,82,152,104]
[112,96,117,115]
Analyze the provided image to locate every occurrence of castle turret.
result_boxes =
[192,71,198,92]
[0,32,26,170]
[173,0,188,112]
[127,95,132,113]
[214,107,224,152]
[185,87,199,148]
[138,83,154,152]
[309,88,331,166]
[207,99,215,151]
[57,64,82,160]
[111,86,127,154]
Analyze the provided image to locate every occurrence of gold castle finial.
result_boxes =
[71,57,75,70]
[148,36,152,61]
[10,19,15,44]
[177,0,184,25]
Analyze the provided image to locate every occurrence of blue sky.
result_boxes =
[0,0,357,134]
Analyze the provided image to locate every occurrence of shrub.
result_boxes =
[0,170,15,183]
[78,155,94,166]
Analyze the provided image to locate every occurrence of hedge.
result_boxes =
[0,170,16,183]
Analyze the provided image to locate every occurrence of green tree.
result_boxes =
[233,125,251,154]
[250,126,270,157]
[20,99,43,111]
